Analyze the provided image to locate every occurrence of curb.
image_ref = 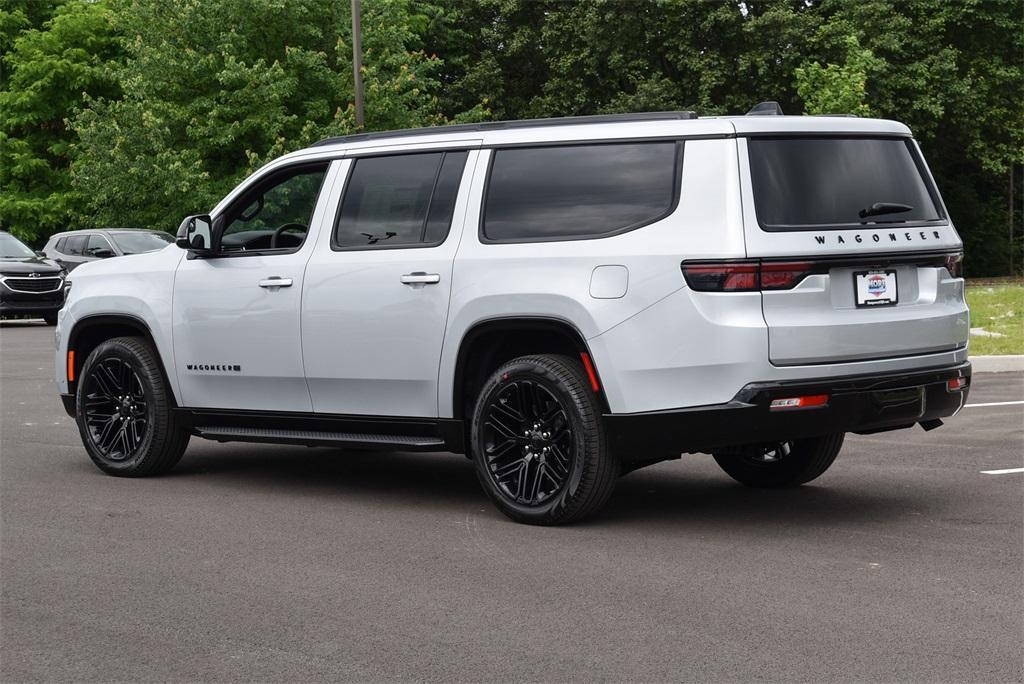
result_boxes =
[972,355,1024,373]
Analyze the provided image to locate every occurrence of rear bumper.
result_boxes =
[604,362,970,459]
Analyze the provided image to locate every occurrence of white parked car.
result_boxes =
[55,105,971,524]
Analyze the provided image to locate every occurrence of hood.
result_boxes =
[0,256,64,275]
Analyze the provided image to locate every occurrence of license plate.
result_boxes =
[854,270,898,307]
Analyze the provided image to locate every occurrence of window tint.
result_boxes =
[334,151,468,249]
[65,235,87,256]
[748,137,943,231]
[222,163,328,251]
[482,142,679,242]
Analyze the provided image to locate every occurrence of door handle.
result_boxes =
[258,277,293,289]
[400,272,441,285]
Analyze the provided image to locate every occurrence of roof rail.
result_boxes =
[746,101,784,116]
[310,111,699,148]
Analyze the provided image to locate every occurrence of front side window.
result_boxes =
[334,151,469,249]
[747,137,943,231]
[221,163,329,252]
[482,142,680,242]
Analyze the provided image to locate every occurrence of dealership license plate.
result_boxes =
[854,270,898,307]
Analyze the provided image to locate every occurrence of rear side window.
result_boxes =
[64,235,87,256]
[333,151,469,249]
[482,142,680,242]
[55,238,67,253]
[748,137,943,231]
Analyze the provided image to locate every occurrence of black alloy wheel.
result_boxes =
[470,354,618,525]
[82,356,150,460]
[480,377,573,506]
[75,336,189,476]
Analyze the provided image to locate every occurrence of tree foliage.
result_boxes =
[0,0,121,242]
[0,0,1020,274]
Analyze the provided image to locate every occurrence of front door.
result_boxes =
[172,160,336,411]
[302,147,479,417]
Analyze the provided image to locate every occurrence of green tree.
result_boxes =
[71,0,480,232]
[795,34,877,116]
[0,0,122,243]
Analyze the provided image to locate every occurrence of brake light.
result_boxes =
[681,262,759,291]
[946,377,967,392]
[943,252,963,278]
[760,262,814,290]
[769,394,829,410]
[681,261,814,292]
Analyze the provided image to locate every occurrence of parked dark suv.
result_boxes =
[42,229,173,271]
[0,231,66,325]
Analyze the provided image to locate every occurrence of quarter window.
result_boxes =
[482,142,680,242]
[333,151,469,249]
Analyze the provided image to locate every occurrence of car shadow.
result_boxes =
[163,444,929,530]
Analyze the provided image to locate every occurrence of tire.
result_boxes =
[42,312,58,326]
[712,433,845,488]
[470,354,618,525]
[75,336,189,476]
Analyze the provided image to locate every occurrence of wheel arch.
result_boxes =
[450,316,609,422]
[67,314,180,407]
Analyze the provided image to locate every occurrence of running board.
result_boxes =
[194,426,446,450]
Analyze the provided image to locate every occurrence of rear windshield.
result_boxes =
[748,137,943,231]
[110,231,173,254]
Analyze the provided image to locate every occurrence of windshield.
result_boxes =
[0,232,37,259]
[110,231,173,254]
[748,137,943,231]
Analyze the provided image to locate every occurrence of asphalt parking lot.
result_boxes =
[1,321,1021,682]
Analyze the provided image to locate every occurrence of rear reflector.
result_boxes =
[67,350,75,382]
[769,394,829,410]
[579,352,601,393]
[946,377,967,392]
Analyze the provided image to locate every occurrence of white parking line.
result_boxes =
[980,467,1024,475]
[963,400,1024,408]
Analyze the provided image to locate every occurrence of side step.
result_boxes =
[193,426,446,450]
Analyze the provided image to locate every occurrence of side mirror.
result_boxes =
[34,250,46,258]
[93,248,115,258]
[176,214,215,254]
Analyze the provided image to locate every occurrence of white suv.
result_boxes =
[54,107,971,524]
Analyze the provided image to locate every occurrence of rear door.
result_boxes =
[738,135,969,366]
[302,145,479,417]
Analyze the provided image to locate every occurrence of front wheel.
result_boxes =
[470,354,618,525]
[712,433,845,488]
[75,336,189,476]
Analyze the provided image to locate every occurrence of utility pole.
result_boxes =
[351,0,364,129]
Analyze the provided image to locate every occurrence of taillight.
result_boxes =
[681,262,759,292]
[681,261,814,292]
[943,252,963,278]
[760,262,814,290]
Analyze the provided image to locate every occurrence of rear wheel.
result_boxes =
[712,433,845,488]
[75,336,189,476]
[470,354,617,525]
